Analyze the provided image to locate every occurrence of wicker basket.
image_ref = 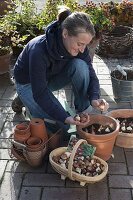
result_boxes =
[49,139,108,186]
[97,26,133,58]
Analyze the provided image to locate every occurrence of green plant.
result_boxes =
[100,0,133,27]
[84,0,133,34]
[83,1,114,34]
[0,0,44,54]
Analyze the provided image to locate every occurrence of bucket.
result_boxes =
[111,75,133,102]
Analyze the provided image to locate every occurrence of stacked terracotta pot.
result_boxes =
[11,118,48,167]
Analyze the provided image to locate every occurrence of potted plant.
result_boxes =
[84,1,114,34]
[108,109,133,148]
[0,0,44,56]
[83,0,133,58]
[76,114,119,161]
[0,30,12,74]
[0,45,12,74]
[82,1,114,59]
[94,0,133,58]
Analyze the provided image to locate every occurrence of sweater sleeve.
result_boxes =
[29,47,69,123]
[78,47,100,102]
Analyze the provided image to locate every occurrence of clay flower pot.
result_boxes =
[108,109,133,148]
[24,135,47,167]
[30,118,48,142]
[14,123,31,144]
[24,145,47,167]
[24,136,45,152]
[77,114,119,161]
[0,52,12,74]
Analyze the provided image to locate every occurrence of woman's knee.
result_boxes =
[68,58,89,77]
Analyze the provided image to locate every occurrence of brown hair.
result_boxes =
[57,6,95,37]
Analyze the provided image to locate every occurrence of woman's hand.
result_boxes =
[91,99,109,112]
[65,113,90,126]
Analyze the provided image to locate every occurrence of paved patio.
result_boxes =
[0,53,133,200]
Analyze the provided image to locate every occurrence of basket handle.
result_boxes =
[43,128,62,146]
[68,139,87,180]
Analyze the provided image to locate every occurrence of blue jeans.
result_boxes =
[16,58,90,132]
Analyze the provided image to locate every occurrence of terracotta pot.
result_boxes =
[30,118,48,142]
[76,114,119,161]
[0,53,12,74]
[48,129,62,151]
[24,136,45,152]
[24,145,47,167]
[14,123,31,144]
[107,109,133,148]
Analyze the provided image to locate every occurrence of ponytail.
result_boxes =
[57,6,95,38]
[57,5,71,23]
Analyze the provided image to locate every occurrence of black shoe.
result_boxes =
[12,96,24,113]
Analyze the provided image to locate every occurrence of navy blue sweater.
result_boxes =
[14,21,100,123]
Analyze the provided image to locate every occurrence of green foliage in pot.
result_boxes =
[0,0,84,56]
[0,0,44,55]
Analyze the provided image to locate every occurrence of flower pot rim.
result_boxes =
[111,75,133,83]
[77,114,120,137]
[108,108,133,113]
[118,132,133,137]
[26,136,42,146]
[108,109,133,137]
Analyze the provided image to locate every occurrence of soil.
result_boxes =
[117,117,133,133]
[83,123,114,135]
[111,70,133,81]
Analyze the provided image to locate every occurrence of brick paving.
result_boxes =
[0,53,133,200]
